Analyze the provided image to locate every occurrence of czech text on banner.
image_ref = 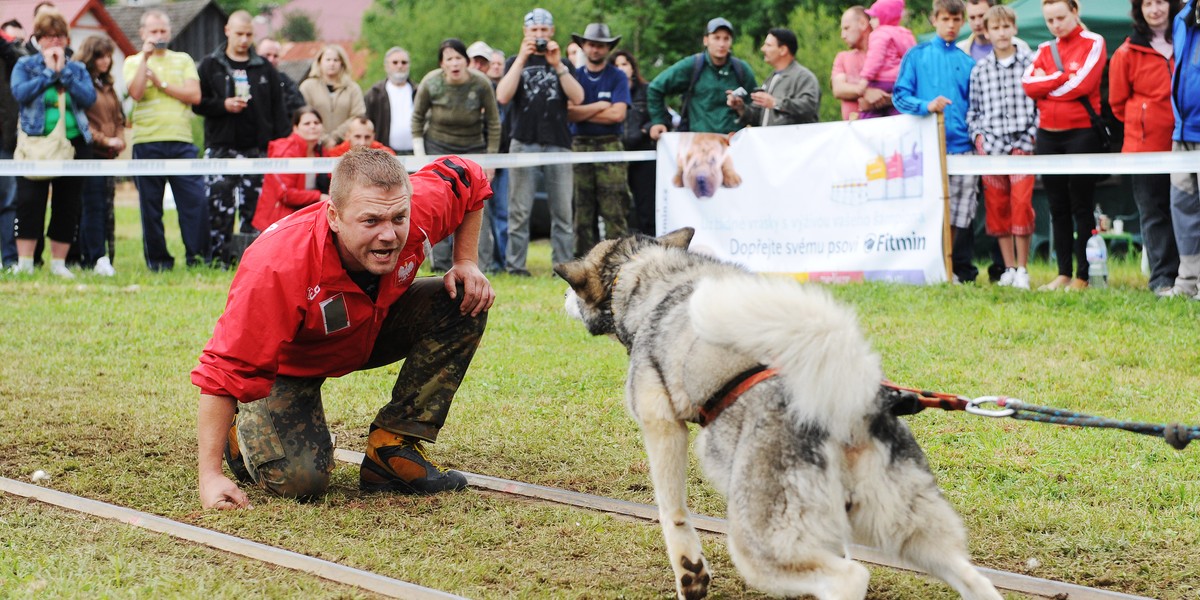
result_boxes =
[656,114,946,284]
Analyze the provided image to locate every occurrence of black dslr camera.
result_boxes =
[534,38,548,53]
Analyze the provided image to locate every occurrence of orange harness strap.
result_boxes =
[697,366,779,427]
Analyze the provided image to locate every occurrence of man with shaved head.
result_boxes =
[256,38,305,115]
[194,10,290,265]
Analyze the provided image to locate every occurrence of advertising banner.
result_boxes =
[656,114,947,284]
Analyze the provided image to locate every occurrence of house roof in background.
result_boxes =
[108,0,224,47]
[1,0,136,55]
[252,0,372,43]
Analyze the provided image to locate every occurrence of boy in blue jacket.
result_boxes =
[893,0,978,283]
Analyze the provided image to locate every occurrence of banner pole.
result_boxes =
[936,113,953,281]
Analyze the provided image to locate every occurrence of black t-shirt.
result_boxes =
[226,58,259,149]
[503,54,571,149]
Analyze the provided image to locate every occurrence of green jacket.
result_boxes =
[647,51,757,134]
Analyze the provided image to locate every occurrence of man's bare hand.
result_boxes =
[649,123,667,141]
[199,472,251,510]
[444,261,494,317]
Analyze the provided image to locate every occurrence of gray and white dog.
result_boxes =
[554,228,1002,600]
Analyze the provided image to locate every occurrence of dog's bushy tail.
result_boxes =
[688,275,881,440]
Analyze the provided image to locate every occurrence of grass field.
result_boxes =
[1,203,1198,599]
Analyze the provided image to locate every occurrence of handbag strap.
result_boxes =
[1050,40,1102,122]
[49,88,68,135]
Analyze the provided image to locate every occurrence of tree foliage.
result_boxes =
[279,10,318,42]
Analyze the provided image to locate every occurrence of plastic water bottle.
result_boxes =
[1086,229,1108,288]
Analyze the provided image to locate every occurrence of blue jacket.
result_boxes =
[1173,1,1200,142]
[893,38,974,154]
[10,53,96,143]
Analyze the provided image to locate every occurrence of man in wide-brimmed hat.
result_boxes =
[566,22,632,257]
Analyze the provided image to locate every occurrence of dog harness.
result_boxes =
[696,365,779,427]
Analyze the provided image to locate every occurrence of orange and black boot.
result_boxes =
[360,426,468,494]
[224,422,253,484]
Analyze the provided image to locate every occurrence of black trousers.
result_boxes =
[1036,128,1103,279]
[14,136,92,244]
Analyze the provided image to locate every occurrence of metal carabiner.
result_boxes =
[965,396,1016,418]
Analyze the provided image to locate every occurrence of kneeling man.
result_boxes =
[193,149,495,509]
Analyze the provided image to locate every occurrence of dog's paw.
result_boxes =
[721,168,742,188]
[676,555,710,600]
[672,171,684,188]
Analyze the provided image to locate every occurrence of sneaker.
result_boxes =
[93,256,115,277]
[1157,285,1198,299]
[8,262,33,275]
[1012,269,1031,290]
[360,427,468,494]
[224,422,253,484]
[50,263,75,279]
[997,269,1016,287]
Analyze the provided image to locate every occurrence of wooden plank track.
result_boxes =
[0,477,465,600]
[333,449,1150,600]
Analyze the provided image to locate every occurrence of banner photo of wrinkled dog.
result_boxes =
[657,115,947,284]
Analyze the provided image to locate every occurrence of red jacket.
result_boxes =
[1022,25,1107,131]
[325,139,396,157]
[1109,33,1175,153]
[192,157,492,402]
[250,133,326,232]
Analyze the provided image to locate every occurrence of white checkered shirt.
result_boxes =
[967,48,1038,156]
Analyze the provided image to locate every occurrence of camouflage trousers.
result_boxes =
[233,278,488,499]
[572,135,629,257]
[205,146,263,266]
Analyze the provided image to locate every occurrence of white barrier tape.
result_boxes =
[0,151,658,178]
[0,149,1189,178]
[948,150,1198,176]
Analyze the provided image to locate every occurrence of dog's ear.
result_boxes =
[553,260,590,289]
[657,227,695,250]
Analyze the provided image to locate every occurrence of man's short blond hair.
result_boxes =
[330,148,410,210]
[984,4,1017,28]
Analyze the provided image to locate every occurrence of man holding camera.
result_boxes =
[728,28,820,127]
[194,10,290,266]
[496,8,583,275]
[566,23,630,257]
[647,17,756,139]
[124,10,210,271]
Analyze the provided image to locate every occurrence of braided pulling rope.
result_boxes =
[881,382,1199,451]
[997,399,1199,451]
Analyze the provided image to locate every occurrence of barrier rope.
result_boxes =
[881,381,1198,450]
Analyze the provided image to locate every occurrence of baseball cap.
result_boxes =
[706,17,734,36]
[467,41,494,60]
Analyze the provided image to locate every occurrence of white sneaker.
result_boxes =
[8,262,33,275]
[1012,269,1031,290]
[998,269,1015,287]
[93,256,115,277]
[50,263,75,279]
[1157,285,1198,299]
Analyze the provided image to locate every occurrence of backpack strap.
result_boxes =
[1051,40,1102,122]
[678,53,705,130]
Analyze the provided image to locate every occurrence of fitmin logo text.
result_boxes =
[863,232,926,253]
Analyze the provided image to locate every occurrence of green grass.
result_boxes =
[0,205,1198,599]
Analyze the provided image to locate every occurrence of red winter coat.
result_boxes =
[1109,33,1175,153]
[192,157,492,402]
[1022,25,1107,131]
[325,139,396,157]
[250,133,326,232]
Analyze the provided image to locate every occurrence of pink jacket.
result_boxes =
[860,25,917,84]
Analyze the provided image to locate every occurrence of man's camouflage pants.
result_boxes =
[572,135,629,257]
[205,146,264,266]
[232,278,488,499]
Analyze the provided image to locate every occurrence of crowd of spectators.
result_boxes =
[0,1,1198,296]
